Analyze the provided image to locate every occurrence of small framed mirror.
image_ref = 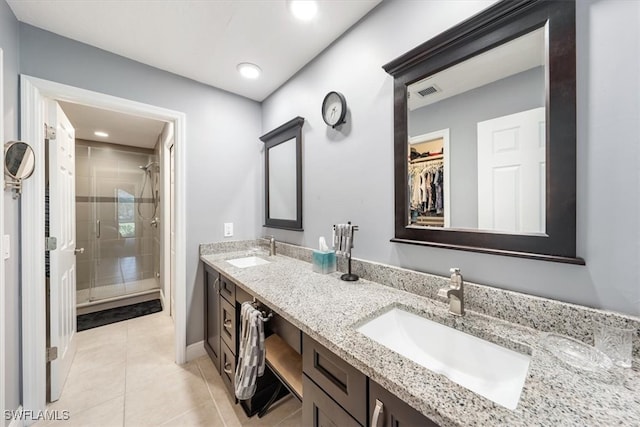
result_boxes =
[384,0,581,263]
[4,141,36,198]
[260,117,304,231]
[5,141,35,180]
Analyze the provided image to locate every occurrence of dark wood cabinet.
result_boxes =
[220,297,237,353]
[303,334,367,426]
[221,341,236,398]
[203,265,221,373]
[302,375,361,427]
[369,380,439,427]
[204,262,442,426]
[219,274,236,303]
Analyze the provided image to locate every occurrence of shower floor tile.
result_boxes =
[34,312,301,427]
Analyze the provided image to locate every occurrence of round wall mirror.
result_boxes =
[5,141,35,180]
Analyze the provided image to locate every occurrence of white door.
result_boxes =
[477,107,545,233]
[170,145,176,319]
[48,100,78,401]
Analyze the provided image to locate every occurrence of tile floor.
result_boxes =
[36,311,302,427]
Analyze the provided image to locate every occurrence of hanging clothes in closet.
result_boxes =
[408,157,444,226]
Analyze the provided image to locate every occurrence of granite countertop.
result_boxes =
[201,250,640,426]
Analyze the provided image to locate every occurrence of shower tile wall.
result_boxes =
[76,140,158,299]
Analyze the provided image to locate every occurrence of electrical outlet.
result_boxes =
[224,223,233,237]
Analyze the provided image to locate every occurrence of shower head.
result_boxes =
[139,161,159,172]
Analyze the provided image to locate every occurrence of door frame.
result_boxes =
[20,75,188,418]
[0,47,6,426]
[161,124,174,317]
[408,128,451,227]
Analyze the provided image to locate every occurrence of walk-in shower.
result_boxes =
[75,141,161,310]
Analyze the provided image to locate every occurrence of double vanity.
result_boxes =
[200,240,640,426]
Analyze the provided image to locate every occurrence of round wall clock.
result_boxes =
[321,91,347,128]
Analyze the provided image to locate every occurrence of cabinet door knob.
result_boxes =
[74,247,85,255]
[372,399,384,427]
[223,363,233,375]
[223,319,233,330]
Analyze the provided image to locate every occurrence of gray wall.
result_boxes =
[409,66,544,228]
[1,0,21,421]
[262,0,640,317]
[19,24,263,346]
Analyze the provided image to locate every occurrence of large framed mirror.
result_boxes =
[260,116,304,231]
[383,0,582,264]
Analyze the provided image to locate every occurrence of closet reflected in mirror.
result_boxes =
[407,27,546,234]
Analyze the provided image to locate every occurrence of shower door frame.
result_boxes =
[83,144,160,304]
[20,75,187,418]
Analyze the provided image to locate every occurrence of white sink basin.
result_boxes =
[357,307,530,409]
[226,256,270,268]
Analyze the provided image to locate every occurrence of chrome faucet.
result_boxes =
[437,268,465,316]
[263,235,276,256]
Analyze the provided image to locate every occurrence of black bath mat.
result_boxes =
[77,299,163,331]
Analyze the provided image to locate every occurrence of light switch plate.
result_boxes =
[224,223,233,237]
[3,235,10,260]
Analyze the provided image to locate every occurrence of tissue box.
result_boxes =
[312,250,336,274]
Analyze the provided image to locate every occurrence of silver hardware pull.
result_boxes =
[372,399,384,427]
[96,220,101,238]
[223,363,233,375]
[223,319,233,330]
[74,247,85,255]
[213,278,220,295]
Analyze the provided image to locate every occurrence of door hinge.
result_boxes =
[45,124,56,140]
[46,236,57,251]
[46,347,58,362]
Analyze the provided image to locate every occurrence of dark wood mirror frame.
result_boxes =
[260,116,304,231]
[383,0,583,264]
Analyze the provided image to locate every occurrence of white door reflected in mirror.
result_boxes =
[477,107,546,234]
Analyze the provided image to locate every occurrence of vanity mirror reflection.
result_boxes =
[4,141,36,198]
[384,0,582,264]
[260,116,304,231]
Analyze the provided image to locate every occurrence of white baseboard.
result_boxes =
[185,341,206,362]
[8,405,23,427]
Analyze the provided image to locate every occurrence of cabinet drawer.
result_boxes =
[221,342,236,400]
[369,379,439,427]
[220,297,237,354]
[303,334,367,426]
[303,375,361,427]
[220,274,236,304]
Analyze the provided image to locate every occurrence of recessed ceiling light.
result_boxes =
[94,131,109,138]
[289,0,318,21]
[237,63,262,79]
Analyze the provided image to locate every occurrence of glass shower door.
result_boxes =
[85,145,160,302]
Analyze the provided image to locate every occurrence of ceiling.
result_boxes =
[409,27,545,111]
[59,101,166,149]
[8,0,382,102]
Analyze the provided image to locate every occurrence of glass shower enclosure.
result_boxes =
[76,142,161,306]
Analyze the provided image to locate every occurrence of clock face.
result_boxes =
[322,92,346,127]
